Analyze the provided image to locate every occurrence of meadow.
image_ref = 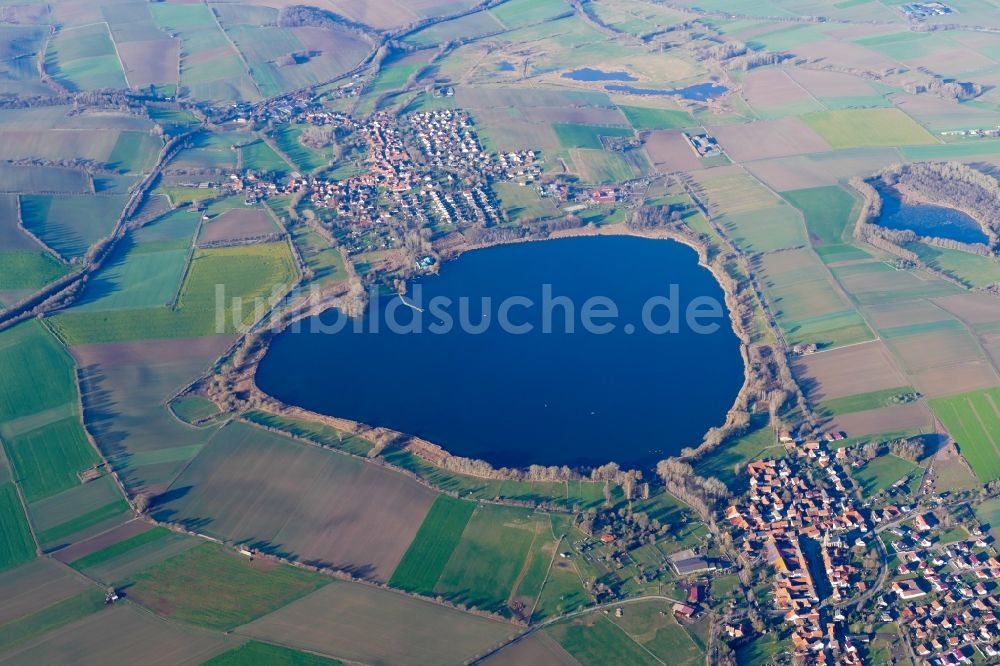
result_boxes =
[433,504,556,615]
[545,613,663,666]
[0,252,69,291]
[782,185,857,248]
[126,543,328,630]
[852,454,922,498]
[273,125,329,173]
[930,388,1000,483]
[554,123,633,150]
[619,105,694,130]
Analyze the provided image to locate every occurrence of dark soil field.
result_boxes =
[152,421,437,580]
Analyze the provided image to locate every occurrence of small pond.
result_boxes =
[562,68,638,82]
[877,190,988,245]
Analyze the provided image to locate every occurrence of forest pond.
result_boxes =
[877,190,988,245]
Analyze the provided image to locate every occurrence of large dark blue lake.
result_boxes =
[878,190,988,245]
[256,236,744,469]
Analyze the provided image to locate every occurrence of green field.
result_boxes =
[533,553,590,621]
[34,498,129,546]
[619,105,694,130]
[204,641,342,666]
[930,388,1000,484]
[818,387,916,417]
[545,613,662,666]
[45,23,127,92]
[242,140,292,176]
[490,0,571,29]
[389,495,476,595]
[782,185,857,247]
[0,484,35,572]
[273,125,327,173]
[20,195,128,259]
[0,252,70,291]
[69,527,172,571]
[170,395,220,425]
[49,242,298,344]
[907,241,1000,289]
[126,543,329,630]
[554,123,633,149]
[571,149,635,184]
[434,504,554,615]
[242,411,372,457]
[5,417,100,503]
[853,454,922,498]
[0,321,77,423]
[0,588,106,652]
[801,109,936,149]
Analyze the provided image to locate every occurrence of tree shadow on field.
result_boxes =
[797,376,823,402]
[78,363,127,459]
[76,236,132,305]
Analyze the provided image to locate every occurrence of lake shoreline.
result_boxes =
[185,223,755,480]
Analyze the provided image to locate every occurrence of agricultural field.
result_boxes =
[0,604,236,665]
[125,542,328,630]
[151,421,436,580]
[801,109,937,149]
[239,580,520,666]
[389,495,476,595]
[45,23,126,91]
[0,484,35,573]
[545,599,704,666]
[19,195,128,260]
[203,641,342,666]
[432,504,557,615]
[930,388,1000,484]
[49,241,297,344]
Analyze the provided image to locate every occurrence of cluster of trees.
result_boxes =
[276,51,318,67]
[627,204,683,231]
[577,504,672,549]
[903,78,983,101]
[656,459,730,523]
[463,225,526,245]
[277,5,375,39]
[694,41,748,62]
[889,437,925,462]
